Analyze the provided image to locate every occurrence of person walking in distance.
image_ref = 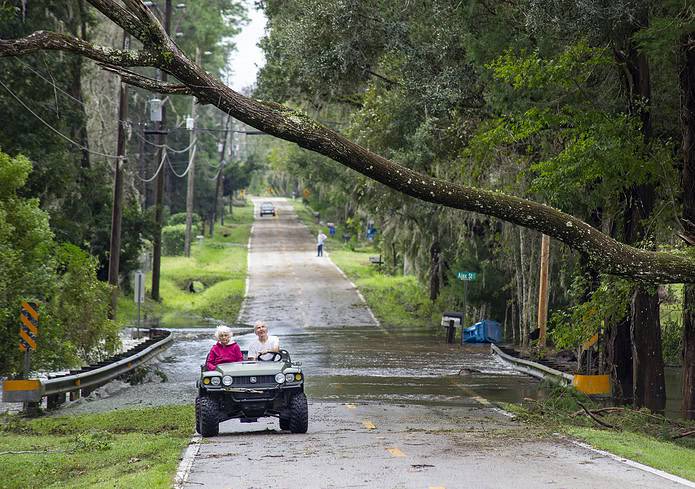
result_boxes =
[317,229,328,257]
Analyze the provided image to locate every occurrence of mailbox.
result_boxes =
[441,311,464,327]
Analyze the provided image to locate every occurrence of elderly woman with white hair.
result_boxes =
[205,325,242,371]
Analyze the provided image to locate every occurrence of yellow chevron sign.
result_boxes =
[19,301,39,351]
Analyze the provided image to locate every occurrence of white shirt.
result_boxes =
[247,335,280,359]
[317,233,327,245]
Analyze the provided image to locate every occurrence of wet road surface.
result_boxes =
[182,198,687,489]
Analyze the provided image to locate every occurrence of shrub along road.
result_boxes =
[182,198,689,489]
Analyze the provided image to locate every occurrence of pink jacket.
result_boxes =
[206,341,242,371]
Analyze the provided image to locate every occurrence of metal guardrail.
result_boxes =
[491,343,574,386]
[3,330,173,407]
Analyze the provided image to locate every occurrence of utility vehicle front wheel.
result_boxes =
[288,393,308,433]
[199,397,220,437]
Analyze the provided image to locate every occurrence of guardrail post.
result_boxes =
[46,393,66,410]
[24,401,40,417]
[70,390,81,401]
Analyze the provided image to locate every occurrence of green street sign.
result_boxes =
[457,271,478,281]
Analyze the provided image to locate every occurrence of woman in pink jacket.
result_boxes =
[205,325,242,371]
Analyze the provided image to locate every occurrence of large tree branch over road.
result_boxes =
[1,0,694,283]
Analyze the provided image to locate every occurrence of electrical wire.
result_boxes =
[133,148,167,182]
[0,78,122,159]
[132,127,197,153]
[207,163,223,181]
[167,140,196,178]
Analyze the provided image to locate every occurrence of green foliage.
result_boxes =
[0,150,117,374]
[43,244,120,366]
[0,150,55,373]
[512,383,695,480]
[161,224,186,256]
[117,204,254,326]
[329,248,436,328]
[0,405,195,488]
[167,212,200,227]
[487,42,611,91]
[550,276,633,350]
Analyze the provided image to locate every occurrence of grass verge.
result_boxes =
[291,201,436,328]
[504,385,695,481]
[117,203,253,326]
[0,405,194,489]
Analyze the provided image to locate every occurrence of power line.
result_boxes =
[0,78,122,159]
[167,140,196,178]
[133,148,167,182]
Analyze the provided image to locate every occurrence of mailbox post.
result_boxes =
[441,311,464,344]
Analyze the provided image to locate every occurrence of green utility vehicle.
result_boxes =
[195,350,308,437]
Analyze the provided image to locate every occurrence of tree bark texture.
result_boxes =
[1,2,695,283]
[616,25,665,410]
[680,33,695,419]
[683,285,695,419]
[631,287,666,412]
[606,318,633,403]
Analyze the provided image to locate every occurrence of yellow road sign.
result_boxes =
[2,379,43,402]
[19,301,39,351]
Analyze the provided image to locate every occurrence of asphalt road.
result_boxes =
[182,198,688,489]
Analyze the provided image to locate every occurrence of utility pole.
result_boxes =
[184,47,200,258]
[537,234,551,347]
[107,32,129,319]
[151,0,171,301]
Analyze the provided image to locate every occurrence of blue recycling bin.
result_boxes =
[462,320,502,343]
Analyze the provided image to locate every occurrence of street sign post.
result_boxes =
[455,272,477,345]
[134,271,145,337]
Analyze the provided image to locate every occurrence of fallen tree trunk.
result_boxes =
[1,1,695,283]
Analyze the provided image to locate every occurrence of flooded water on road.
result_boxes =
[274,324,540,408]
[132,322,541,413]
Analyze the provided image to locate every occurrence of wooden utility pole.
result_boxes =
[184,47,200,258]
[537,234,550,347]
[151,0,171,301]
[107,32,129,318]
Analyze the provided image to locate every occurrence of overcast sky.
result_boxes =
[228,1,267,92]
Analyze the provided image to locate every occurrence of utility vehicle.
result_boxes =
[195,350,308,437]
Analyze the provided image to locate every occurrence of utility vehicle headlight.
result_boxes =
[210,376,221,386]
[285,373,295,383]
[222,375,233,386]
[203,378,210,385]
[275,373,286,384]
[294,373,303,381]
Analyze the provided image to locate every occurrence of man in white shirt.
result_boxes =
[317,230,328,256]
[247,320,280,360]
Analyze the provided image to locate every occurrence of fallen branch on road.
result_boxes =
[672,429,695,440]
[576,401,617,430]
